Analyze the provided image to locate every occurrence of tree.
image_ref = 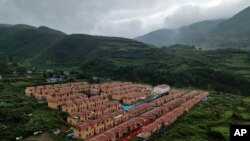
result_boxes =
[0,56,11,74]
[16,66,26,75]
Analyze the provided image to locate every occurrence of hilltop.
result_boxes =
[135,19,224,47]
[0,24,152,65]
[136,6,250,49]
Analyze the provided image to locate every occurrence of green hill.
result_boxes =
[0,24,152,65]
[0,23,250,96]
[205,6,250,48]
[176,19,225,44]
[0,24,65,61]
[0,6,250,141]
[136,6,250,49]
[135,19,224,47]
[135,28,175,47]
[34,34,153,65]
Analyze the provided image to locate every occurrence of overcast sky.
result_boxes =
[0,0,250,38]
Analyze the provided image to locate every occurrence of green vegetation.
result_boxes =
[135,19,224,47]
[222,53,250,78]
[0,56,11,74]
[131,92,250,141]
[1,26,250,95]
[136,6,250,49]
[79,48,250,96]
[0,81,68,141]
[155,92,250,141]
[0,24,152,66]
[1,20,250,141]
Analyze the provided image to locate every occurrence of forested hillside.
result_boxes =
[136,6,250,49]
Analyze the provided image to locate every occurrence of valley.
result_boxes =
[1,4,250,141]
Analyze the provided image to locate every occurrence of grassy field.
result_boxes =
[131,92,250,141]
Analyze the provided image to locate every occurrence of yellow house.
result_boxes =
[47,98,60,109]
[62,101,78,113]
[67,110,93,125]
[101,114,114,129]
[24,87,35,97]
[95,119,106,134]
[74,120,97,139]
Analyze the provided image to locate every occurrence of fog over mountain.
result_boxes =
[136,6,250,48]
[0,0,250,38]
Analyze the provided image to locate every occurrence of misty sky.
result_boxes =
[0,0,250,38]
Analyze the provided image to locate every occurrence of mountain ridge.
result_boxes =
[135,6,250,48]
[135,19,224,47]
[0,23,153,65]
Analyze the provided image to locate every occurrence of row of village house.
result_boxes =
[68,89,207,140]
[140,92,208,138]
[24,82,152,138]
[86,91,209,141]
[25,81,152,107]
[24,82,208,140]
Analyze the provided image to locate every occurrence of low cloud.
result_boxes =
[0,0,249,38]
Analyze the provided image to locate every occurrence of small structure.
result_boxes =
[153,84,170,95]
[46,78,58,83]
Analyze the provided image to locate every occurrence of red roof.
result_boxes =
[76,120,96,129]
[96,114,114,122]
[142,121,161,132]
[69,109,92,116]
